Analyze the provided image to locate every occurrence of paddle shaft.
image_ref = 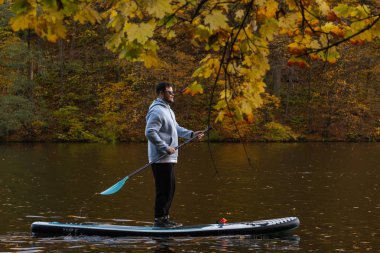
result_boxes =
[100,126,211,195]
[127,126,211,179]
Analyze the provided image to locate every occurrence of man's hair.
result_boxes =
[156,82,174,95]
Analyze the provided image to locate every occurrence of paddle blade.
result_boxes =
[100,176,129,195]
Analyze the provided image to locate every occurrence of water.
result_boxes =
[0,142,379,252]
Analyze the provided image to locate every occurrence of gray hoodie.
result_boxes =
[145,98,193,163]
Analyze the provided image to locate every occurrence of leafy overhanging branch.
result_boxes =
[306,15,380,55]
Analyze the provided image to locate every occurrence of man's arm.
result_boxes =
[176,125,205,140]
[176,124,193,139]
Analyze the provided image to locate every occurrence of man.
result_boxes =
[145,82,204,228]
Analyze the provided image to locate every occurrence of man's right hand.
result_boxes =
[166,146,176,154]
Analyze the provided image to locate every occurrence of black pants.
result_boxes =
[151,163,176,218]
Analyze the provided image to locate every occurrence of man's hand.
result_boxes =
[166,146,176,154]
[194,131,204,140]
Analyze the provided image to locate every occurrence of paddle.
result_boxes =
[100,126,211,195]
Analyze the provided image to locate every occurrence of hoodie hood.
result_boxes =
[147,98,170,118]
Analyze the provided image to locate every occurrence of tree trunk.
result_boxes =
[272,66,282,96]
[59,40,65,82]
[307,67,312,133]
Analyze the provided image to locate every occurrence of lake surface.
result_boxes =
[0,142,379,252]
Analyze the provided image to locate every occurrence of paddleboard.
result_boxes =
[31,217,299,237]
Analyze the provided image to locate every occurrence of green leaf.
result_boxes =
[158,15,178,28]
[194,25,211,42]
[11,0,29,14]
[333,4,350,17]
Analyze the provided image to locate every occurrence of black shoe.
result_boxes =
[154,216,182,228]
[166,215,183,228]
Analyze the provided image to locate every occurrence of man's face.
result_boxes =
[162,87,175,104]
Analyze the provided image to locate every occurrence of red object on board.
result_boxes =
[218,218,228,224]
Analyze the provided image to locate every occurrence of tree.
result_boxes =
[3,0,379,124]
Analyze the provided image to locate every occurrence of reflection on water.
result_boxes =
[0,233,300,252]
[0,143,379,252]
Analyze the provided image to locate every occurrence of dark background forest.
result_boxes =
[1,5,379,142]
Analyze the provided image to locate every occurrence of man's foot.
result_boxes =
[154,216,183,228]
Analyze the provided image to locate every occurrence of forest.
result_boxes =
[0,0,379,142]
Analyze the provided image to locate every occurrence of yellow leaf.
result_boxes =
[193,56,220,78]
[287,56,309,68]
[108,15,124,31]
[194,25,211,43]
[255,0,266,7]
[241,100,252,116]
[214,100,227,110]
[242,55,253,66]
[146,0,172,19]
[73,4,101,25]
[166,30,176,39]
[109,10,118,18]
[278,13,299,33]
[74,12,87,24]
[204,10,228,31]
[316,0,330,16]
[10,14,33,31]
[372,19,380,38]
[51,22,67,40]
[87,6,102,24]
[253,81,266,93]
[141,53,160,68]
[227,63,236,74]
[235,9,244,20]
[126,22,155,44]
[46,33,59,43]
[215,111,225,122]
[333,4,350,18]
[287,42,306,55]
[183,81,204,96]
[321,22,339,33]
[265,0,278,17]
[105,33,123,50]
[117,1,138,18]
[203,67,214,78]
[325,48,340,64]
[310,40,320,49]
[257,0,278,18]
[286,0,298,11]
[259,18,278,41]
[219,3,229,13]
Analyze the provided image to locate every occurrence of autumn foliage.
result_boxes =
[0,0,379,142]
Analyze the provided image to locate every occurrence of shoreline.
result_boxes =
[0,139,379,143]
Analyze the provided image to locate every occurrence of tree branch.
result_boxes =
[191,0,209,23]
[306,15,380,55]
